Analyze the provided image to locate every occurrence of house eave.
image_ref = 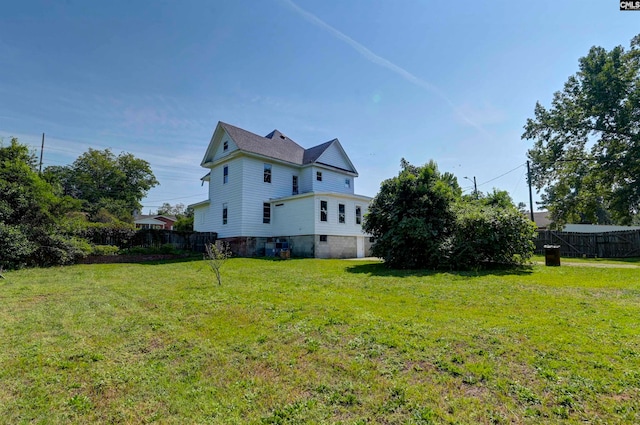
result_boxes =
[306,162,358,177]
[189,200,211,209]
[268,191,373,203]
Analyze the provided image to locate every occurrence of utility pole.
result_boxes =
[465,176,478,199]
[472,176,477,199]
[527,160,534,222]
[38,133,45,174]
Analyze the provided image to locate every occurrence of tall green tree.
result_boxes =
[0,138,83,268]
[45,148,158,222]
[522,34,640,225]
[157,202,186,217]
[363,159,459,269]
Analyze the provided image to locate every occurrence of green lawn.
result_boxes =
[1,258,639,424]
[532,254,640,266]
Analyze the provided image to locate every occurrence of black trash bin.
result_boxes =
[544,245,561,266]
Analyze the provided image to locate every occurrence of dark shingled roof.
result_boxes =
[211,122,356,173]
[302,140,334,164]
[220,122,305,164]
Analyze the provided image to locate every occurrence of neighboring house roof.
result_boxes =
[134,214,177,223]
[532,211,552,229]
[563,224,640,233]
[134,217,168,226]
[202,122,358,174]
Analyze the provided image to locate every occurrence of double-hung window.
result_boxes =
[320,200,327,222]
[338,204,345,223]
[292,175,298,195]
[223,166,228,184]
[222,203,228,225]
[264,164,272,183]
[263,203,271,224]
[355,206,362,224]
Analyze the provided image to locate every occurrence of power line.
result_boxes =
[143,194,205,203]
[476,162,527,188]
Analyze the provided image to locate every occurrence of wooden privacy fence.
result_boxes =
[535,229,640,258]
[130,230,218,252]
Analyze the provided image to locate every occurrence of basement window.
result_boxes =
[320,235,327,242]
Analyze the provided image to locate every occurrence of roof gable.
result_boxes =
[314,139,357,173]
[201,124,240,166]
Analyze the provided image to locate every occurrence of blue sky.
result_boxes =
[1,1,638,212]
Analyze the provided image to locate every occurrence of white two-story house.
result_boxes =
[190,122,373,258]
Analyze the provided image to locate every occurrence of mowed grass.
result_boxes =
[1,258,639,424]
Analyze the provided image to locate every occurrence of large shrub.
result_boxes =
[363,160,459,269]
[447,202,536,269]
[0,223,37,269]
[364,160,536,270]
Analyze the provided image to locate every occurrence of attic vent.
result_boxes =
[280,134,286,139]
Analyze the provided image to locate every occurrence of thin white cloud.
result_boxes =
[280,0,489,137]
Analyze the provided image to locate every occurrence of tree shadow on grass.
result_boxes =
[345,262,534,278]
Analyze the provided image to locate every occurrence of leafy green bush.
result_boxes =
[160,243,176,254]
[91,245,120,256]
[447,203,536,269]
[0,223,36,269]
[72,222,137,247]
[28,231,90,267]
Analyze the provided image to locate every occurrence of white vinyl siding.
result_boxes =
[272,196,315,235]
[192,204,209,231]
[314,195,369,236]
[206,157,243,238]
[240,157,299,237]
[310,166,354,194]
[211,130,238,162]
[299,167,314,194]
[316,142,353,171]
